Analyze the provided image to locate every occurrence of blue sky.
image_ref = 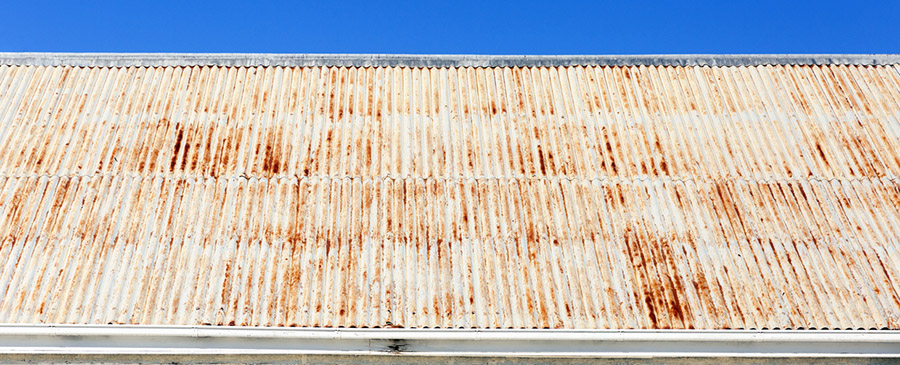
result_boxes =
[2,0,898,54]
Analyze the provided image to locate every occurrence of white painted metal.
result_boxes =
[0,325,898,358]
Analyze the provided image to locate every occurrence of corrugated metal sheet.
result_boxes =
[0,63,899,329]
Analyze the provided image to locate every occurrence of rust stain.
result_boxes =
[0,63,897,330]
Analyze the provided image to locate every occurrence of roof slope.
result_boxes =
[1,56,900,330]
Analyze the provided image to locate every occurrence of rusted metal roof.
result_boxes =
[1,57,900,330]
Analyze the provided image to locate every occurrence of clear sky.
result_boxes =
[2,0,898,54]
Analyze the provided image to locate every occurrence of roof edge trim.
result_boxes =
[1,325,899,358]
[1,53,899,67]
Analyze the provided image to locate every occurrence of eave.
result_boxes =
[0,325,898,359]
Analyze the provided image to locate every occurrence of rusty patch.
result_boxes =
[0,64,897,331]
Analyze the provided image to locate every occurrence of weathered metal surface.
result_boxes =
[1,53,899,68]
[0,63,899,329]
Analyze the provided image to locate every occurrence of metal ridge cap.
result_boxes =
[0,53,898,67]
[0,325,899,358]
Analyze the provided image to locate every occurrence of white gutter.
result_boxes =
[0,325,899,358]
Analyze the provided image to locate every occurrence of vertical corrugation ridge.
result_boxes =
[0,64,899,330]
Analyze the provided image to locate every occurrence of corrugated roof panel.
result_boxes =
[0,62,899,329]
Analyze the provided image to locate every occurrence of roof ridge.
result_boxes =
[0,53,898,67]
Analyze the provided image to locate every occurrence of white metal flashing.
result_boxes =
[0,53,898,67]
[0,325,898,358]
